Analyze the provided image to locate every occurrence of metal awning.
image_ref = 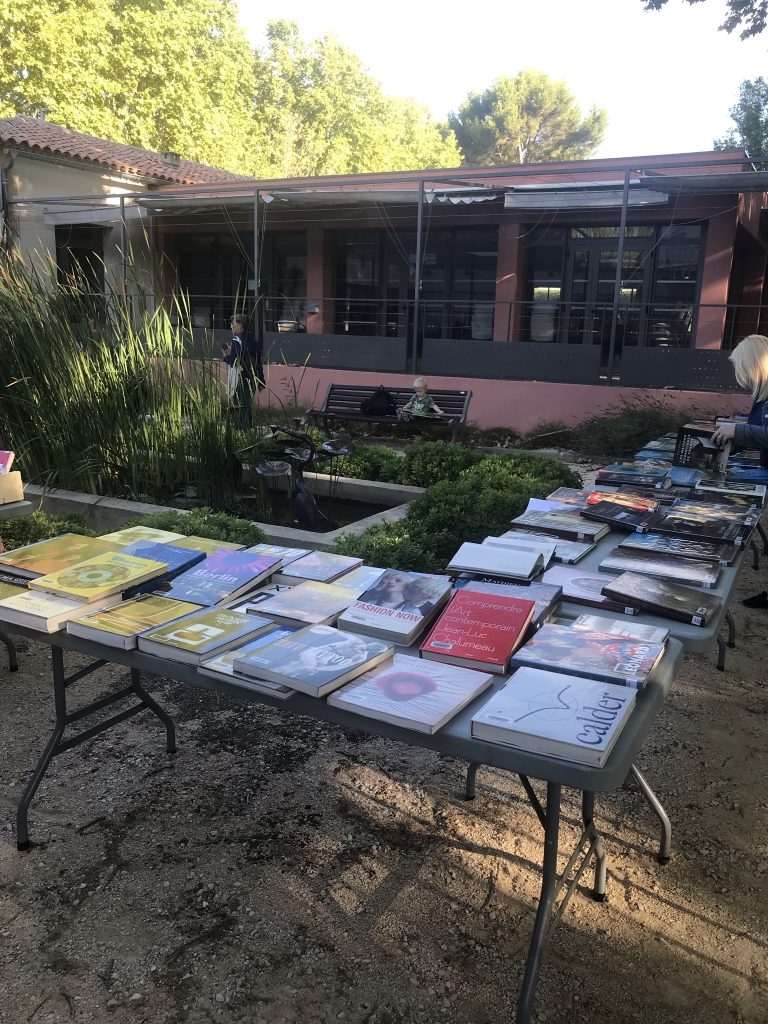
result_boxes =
[639,171,768,194]
[504,188,669,209]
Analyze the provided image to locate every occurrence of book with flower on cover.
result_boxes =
[0,534,121,579]
[470,668,637,767]
[29,550,167,603]
[600,572,722,627]
[67,594,203,648]
[336,569,453,644]
[510,623,664,689]
[272,550,363,584]
[159,550,282,605]
[327,653,494,734]
[138,607,276,665]
[419,590,535,673]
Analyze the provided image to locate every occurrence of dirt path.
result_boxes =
[1,563,767,1024]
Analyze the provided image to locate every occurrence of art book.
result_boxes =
[578,502,656,532]
[138,607,276,665]
[0,567,29,589]
[0,534,121,579]
[169,536,245,553]
[420,589,535,672]
[509,509,609,542]
[616,532,739,566]
[272,550,363,584]
[331,565,386,593]
[601,571,722,626]
[540,565,639,615]
[99,525,186,546]
[233,624,394,697]
[452,577,562,629]
[328,653,494,734]
[67,594,203,648]
[495,531,594,565]
[0,579,25,603]
[198,625,298,698]
[116,541,207,598]
[29,550,167,603]
[252,580,359,626]
[336,570,453,644]
[597,549,722,588]
[244,543,310,565]
[510,623,664,688]
[695,479,767,500]
[449,539,553,581]
[570,613,669,644]
[159,550,282,606]
[470,668,637,767]
[0,451,14,473]
[545,487,605,508]
[643,510,749,547]
[669,498,759,524]
[584,491,659,512]
[0,589,122,633]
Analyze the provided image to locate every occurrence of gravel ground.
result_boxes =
[1,562,767,1024]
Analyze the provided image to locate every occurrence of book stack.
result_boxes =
[595,462,671,490]
[578,501,656,533]
[336,569,453,644]
[138,607,276,665]
[28,550,169,603]
[492,531,594,565]
[0,588,124,632]
[597,548,722,588]
[67,594,203,648]
[198,625,298,699]
[115,540,207,597]
[448,539,554,581]
[695,479,767,502]
[509,509,609,542]
[600,572,722,626]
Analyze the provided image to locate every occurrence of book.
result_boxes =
[198,625,298,698]
[599,460,672,477]
[169,535,246,553]
[449,540,553,581]
[159,550,282,606]
[331,565,386,593]
[336,570,453,644]
[643,510,749,546]
[510,623,664,688]
[233,624,394,697]
[578,502,656,532]
[669,498,758,524]
[495,531,594,565]
[29,550,167,603]
[0,578,27,602]
[0,533,121,579]
[328,653,494,734]
[138,607,276,665]
[672,424,730,474]
[601,571,722,626]
[419,589,535,673]
[616,532,739,565]
[695,480,767,500]
[99,525,186,546]
[244,543,310,564]
[116,540,207,597]
[251,580,359,626]
[0,589,122,632]
[0,567,29,589]
[585,491,659,512]
[570,613,669,644]
[546,487,616,508]
[272,550,363,584]
[667,467,705,488]
[540,565,639,615]
[470,668,637,767]
[597,548,722,588]
[509,509,609,542]
[452,577,562,630]
[0,451,14,473]
[67,594,203,648]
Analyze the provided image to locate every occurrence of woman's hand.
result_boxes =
[711,422,736,446]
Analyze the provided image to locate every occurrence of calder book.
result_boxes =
[470,667,637,767]
[601,571,722,626]
[327,653,494,735]
[419,590,535,673]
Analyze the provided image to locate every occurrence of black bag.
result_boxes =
[361,386,397,417]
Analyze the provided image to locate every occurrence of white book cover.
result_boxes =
[448,541,546,580]
[328,653,493,734]
[244,543,310,565]
[0,589,121,632]
[570,614,669,644]
[483,535,557,562]
[470,667,637,766]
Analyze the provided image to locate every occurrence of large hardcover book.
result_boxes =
[419,590,535,673]
[29,550,167,603]
[585,491,659,512]
[0,589,122,632]
[509,509,609,542]
[0,579,25,603]
[449,540,552,581]
[545,487,601,508]
[233,624,394,697]
[643,510,749,546]
[470,668,637,767]
[0,534,121,579]
[159,550,282,605]
[511,623,664,688]
[328,653,494,734]
[67,594,202,648]
[667,467,705,488]
[495,531,594,565]
[331,565,387,593]
[596,467,671,490]
[598,548,722,588]
[695,480,767,500]
[452,577,561,629]
[336,570,453,644]
[169,536,245,553]
[272,550,363,584]
[570,613,669,644]
[0,450,15,473]
[0,567,29,589]
[601,571,722,626]
[99,525,186,546]
[252,580,358,626]
[578,502,656,532]
[616,531,739,566]
[669,498,759,524]
[138,607,275,665]
[244,543,310,564]
[540,565,639,615]
[116,541,207,598]
[198,626,298,698]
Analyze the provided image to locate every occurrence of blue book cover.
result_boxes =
[119,541,207,598]
[667,466,704,487]
[159,549,281,606]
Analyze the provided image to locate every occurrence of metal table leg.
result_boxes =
[758,521,768,556]
[630,764,671,863]
[725,609,737,650]
[750,538,760,570]
[464,760,481,800]
[0,628,18,672]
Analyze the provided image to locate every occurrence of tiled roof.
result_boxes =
[0,115,246,185]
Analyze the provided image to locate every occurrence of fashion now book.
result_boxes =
[419,590,535,673]
[470,667,637,767]
[336,570,452,644]
[327,653,494,734]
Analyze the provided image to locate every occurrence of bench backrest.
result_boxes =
[321,384,471,419]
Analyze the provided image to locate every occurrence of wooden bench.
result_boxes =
[309,384,472,443]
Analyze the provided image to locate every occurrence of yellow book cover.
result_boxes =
[99,526,186,546]
[170,536,245,553]
[29,551,168,603]
[0,580,25,602]
[0,534,121,577]
[72,595,202,638]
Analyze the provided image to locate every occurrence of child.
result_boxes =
[402,377,444,418]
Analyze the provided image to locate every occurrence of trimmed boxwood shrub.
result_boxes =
[331,521,443,574]
[126,507,266,547]
[0,510,94,551]
[334,445,403,483]
[394,441,483,487]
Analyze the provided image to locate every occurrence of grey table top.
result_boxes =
[0,500,32,521]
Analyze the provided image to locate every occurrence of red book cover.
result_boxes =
[419,590,535,673]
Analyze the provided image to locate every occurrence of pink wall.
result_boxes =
[258,364,750,432]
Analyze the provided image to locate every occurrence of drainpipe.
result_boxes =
[0,149,15,254]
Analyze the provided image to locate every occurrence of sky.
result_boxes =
[238,0,768,159]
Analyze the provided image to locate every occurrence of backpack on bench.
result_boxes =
[360,386,397,417]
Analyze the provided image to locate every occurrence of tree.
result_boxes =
[250,21,461,177]
[714,77,768,155]
[0,0,255,173]
[448,70,607,166]
[642,1,768,39]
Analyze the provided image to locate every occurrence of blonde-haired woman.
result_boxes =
[711,334,768,460]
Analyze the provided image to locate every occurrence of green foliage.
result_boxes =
[395,441,483,487]
[714,77,768,155]
[643,0,768,40]
[126,507,266,546]
[448,70,607,165]
[334,445,404,483]
[0,510,93,551]
[330,521,443,574]
[571,399,700,460]
[461,453,582,491]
